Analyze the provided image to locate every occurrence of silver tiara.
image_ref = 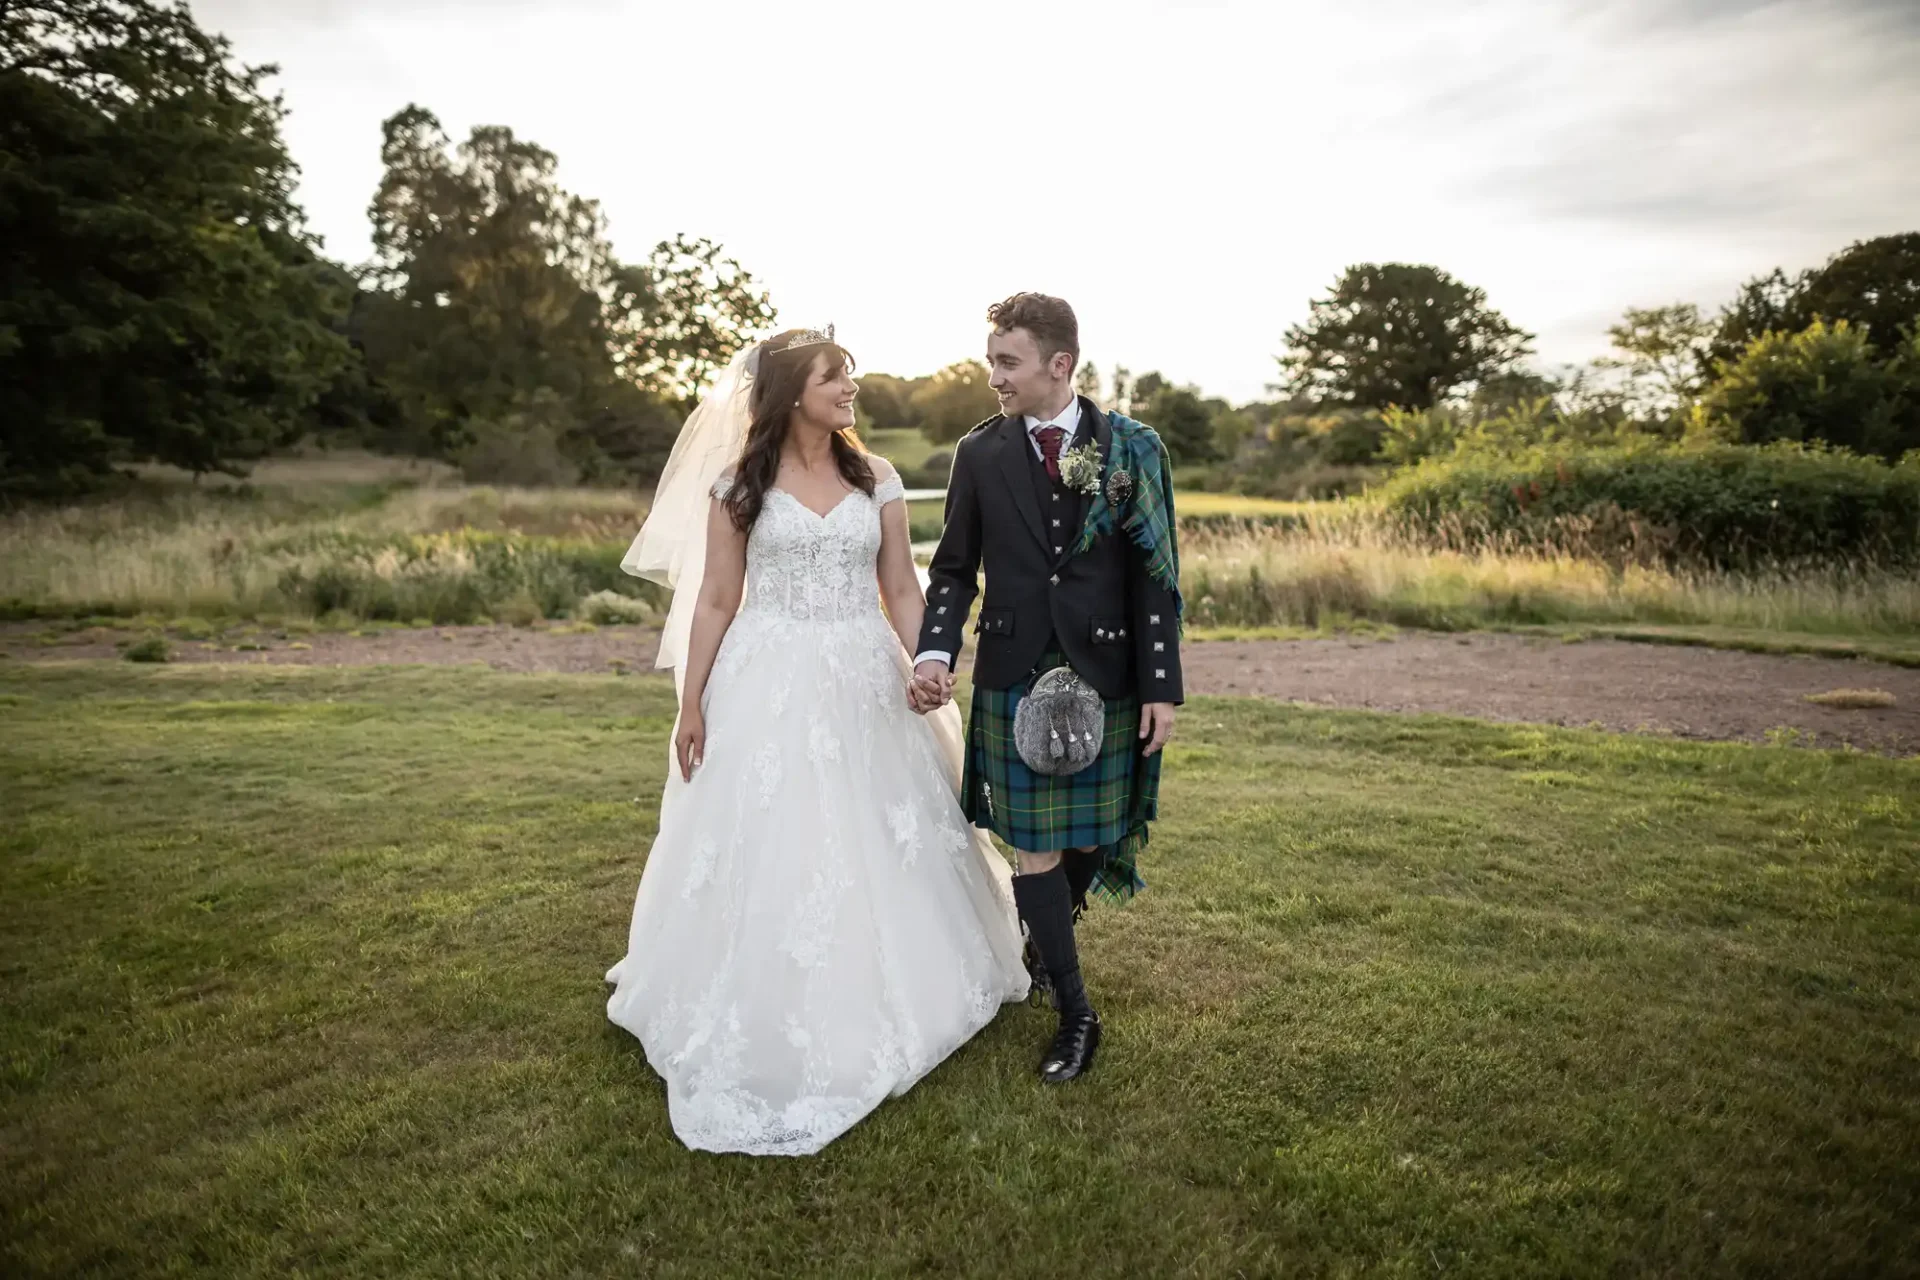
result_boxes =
[745,324,835,378]
[780,324,835,352]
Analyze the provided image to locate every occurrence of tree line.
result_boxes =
[1281,240,1920,451]
[857,360,1227,479]
[863,232,1919,496]
[1224,236,1920,496]
[6,3,1914,503]
[1,0,771,498]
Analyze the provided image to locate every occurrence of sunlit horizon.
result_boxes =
[199,0,1919,403]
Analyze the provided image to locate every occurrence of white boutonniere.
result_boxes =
[1058,441,1103,497]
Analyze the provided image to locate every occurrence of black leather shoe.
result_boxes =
[1039,1010,1101,1084]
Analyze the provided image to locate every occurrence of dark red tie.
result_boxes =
[1036,425,1067,482]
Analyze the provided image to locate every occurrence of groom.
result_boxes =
[911,292,1182,1084]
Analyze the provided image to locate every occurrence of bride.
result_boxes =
[605,326,1030,1156]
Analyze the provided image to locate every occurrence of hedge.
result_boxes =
[1372,442,1920,568]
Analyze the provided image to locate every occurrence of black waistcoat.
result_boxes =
[1017,421,1090,652]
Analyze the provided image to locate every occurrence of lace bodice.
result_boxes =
[715,475,904,624]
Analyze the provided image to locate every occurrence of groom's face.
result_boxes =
[986,327,1071,419]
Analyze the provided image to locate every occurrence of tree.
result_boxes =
[912,361,999,443]
[609,234,775,409]
[1795,233,1920,357]
[1709,268,1804,373]
[1139,384,1218,464]
[1597,304,1714,421]
[1469,366,1564,418]
[0,0,351,494]
[360,106,620,454]
[1278,263,1535,410]
[854,373,921,431]
[359,106,774,480]
[1709,233,1920,373]
[1691,319,1916,459]
[1130,371,1169,406]
[1074,361,1102,403]
[1210,407,1258,459]
[1110,365,1133,415]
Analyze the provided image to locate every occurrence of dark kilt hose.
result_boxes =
[961,646,1158,904]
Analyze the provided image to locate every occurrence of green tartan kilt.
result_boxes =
[960,647,1161,905]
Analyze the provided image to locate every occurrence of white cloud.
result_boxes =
[198,0,1920,402]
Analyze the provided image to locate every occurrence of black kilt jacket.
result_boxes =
[915,397,1183,705]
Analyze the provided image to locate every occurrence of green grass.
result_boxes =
[862,428,943,476]
[4,663,1917,1276]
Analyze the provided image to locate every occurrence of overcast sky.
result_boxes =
[198,0,1920,403]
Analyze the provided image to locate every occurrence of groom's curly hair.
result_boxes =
[988,292,1079,375]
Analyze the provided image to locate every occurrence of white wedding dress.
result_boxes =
[605,473,1030,1156]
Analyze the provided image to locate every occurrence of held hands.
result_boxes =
[908,660,954,715]
[675,708,705,781]
[1139,701,1176,756]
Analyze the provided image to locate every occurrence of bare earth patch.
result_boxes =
[6,623,1918,755]
[1182,632,1920,755]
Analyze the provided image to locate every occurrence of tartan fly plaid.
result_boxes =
[960,647,1161,905]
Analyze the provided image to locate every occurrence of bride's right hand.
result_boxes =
[675,709,705,781]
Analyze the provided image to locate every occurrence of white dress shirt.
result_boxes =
[1022,394,1081,461]
[913,394,1082,671]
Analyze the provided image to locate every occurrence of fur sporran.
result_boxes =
[1013,667,1105,776]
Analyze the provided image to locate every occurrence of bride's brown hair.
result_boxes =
[723,331,874,532]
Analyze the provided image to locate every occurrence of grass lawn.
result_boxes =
[862,428,943,475]
[3,663,1917,1277]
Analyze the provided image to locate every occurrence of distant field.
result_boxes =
[1176,491,1313,518]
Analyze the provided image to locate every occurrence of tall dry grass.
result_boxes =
[1181,509,1920,638]
[7,458,1915,641]
[0,465,655,622]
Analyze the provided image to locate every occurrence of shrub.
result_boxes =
[577,589,653,625]
[456,412,583,487]
[1373,440,1920,569]
[272,531,654,624]
[497,590,543,628]
[123,637,172,663]
[1693,319,1919,460]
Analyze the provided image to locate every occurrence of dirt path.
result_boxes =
[1183,633,1920,755]
[6,623,1916,755]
